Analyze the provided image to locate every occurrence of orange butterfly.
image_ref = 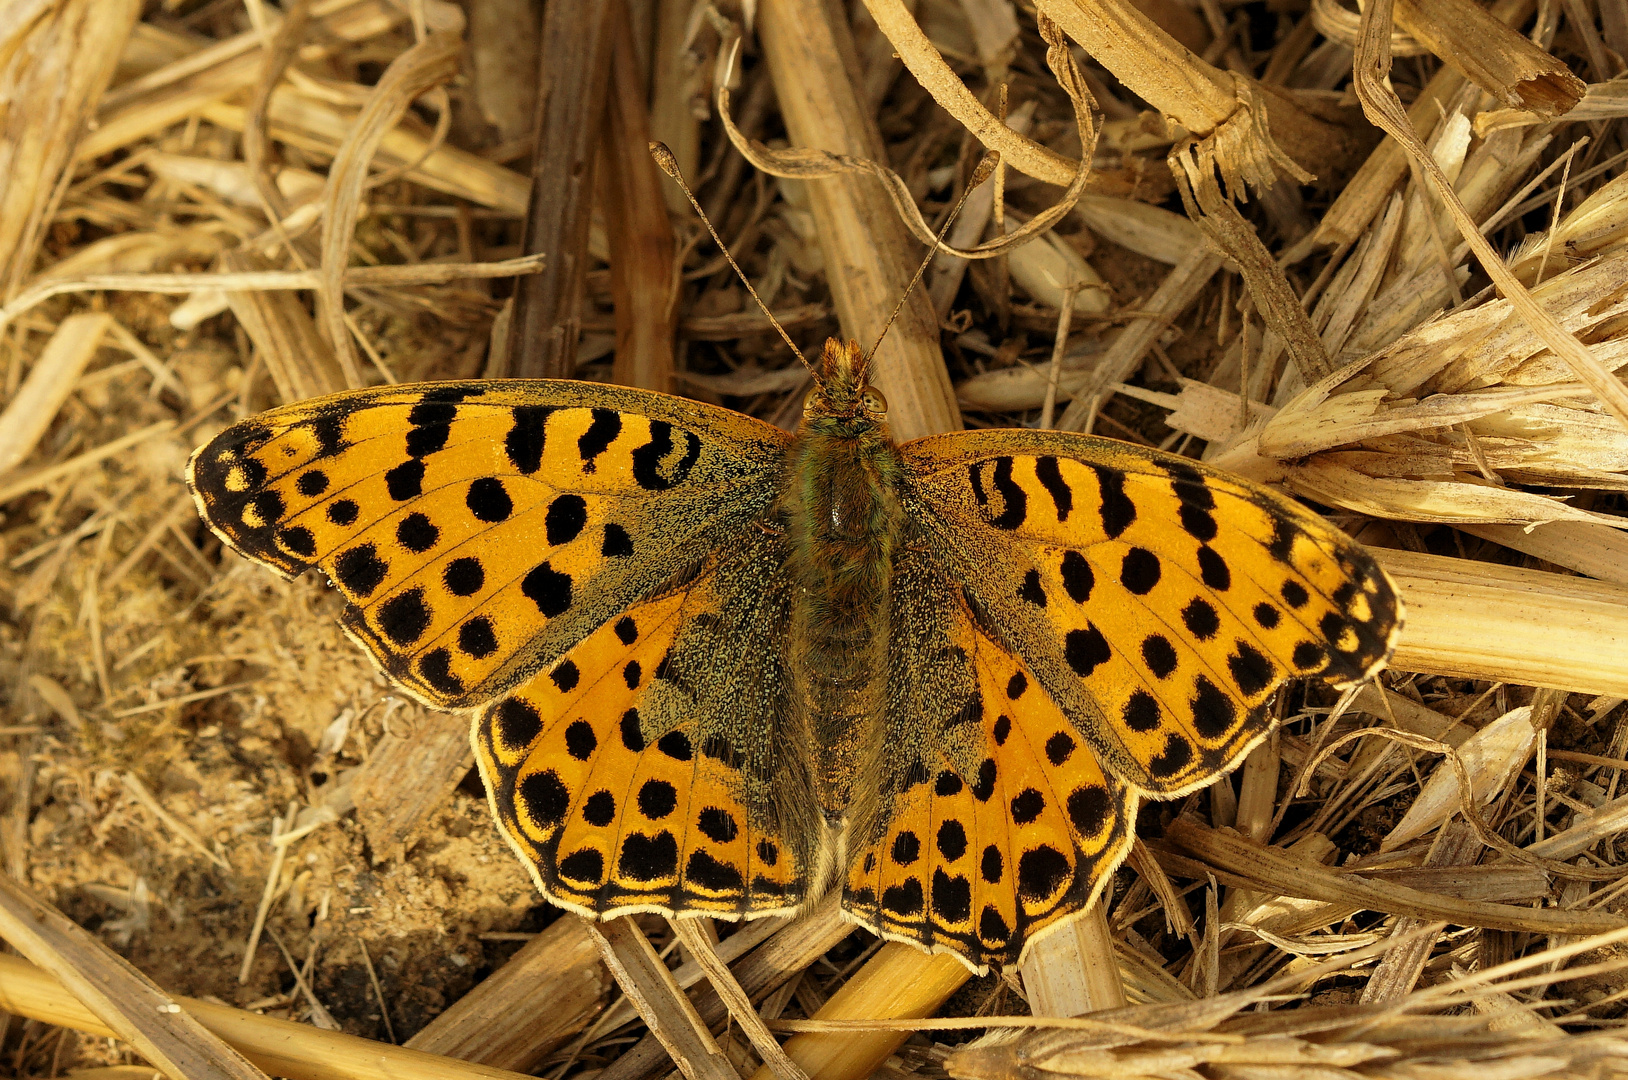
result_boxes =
[190,338,1400,970]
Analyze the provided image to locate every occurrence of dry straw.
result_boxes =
[0,0,1626,1079]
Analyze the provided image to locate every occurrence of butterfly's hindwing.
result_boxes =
[900,431,1401,798]
[474,529,808,918]
[188,381,790,709]
[843,548,1134,970]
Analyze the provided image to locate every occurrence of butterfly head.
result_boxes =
[803,338,888,435]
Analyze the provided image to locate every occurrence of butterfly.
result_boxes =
[188,338,1402,971]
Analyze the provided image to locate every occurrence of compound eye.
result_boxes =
[803,388,822,413]
[861,387,888,415]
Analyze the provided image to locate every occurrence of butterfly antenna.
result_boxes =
[865,151,1000,363]
[650,141,809,370]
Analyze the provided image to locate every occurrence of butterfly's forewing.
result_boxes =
[192,380,811,918]
[188,381,789,710]
[844,550,1134,970]
[899,430,1402,799]
[475,527,808,917]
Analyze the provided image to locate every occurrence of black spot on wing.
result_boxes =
[494,697,542,747]
[1067,785,1111,835]
[1016,845,1070,902]
[280,526,315,557]
[1182,597,1220,640]
[458,617,498,658]
[619,831,678,881]
[1034,456,1073,521]
[882,877,924,915]
[545,495,588,545]
[1191,676,1237,739]
[396,513,438,553]
[1065,626,1111,676]
[1268,516,1296,561]
[619,709,644,750]
[385,459,424,500]
[892,830,921,865]
[698,807,738,844]
[1060,550,1094,603]
[687,850,742,892]
[602,523,634,557]
[1142,634,1178,678]
[1093,465,1135,538]
[1018,569,1048,606]
[1120,548,1161,595]
[1011,788,1045,825]
[522,562,572,617]
[466,478,513,522]
[577,409,622,472]
[582,790,616,827]
[378,588,431,645]
[636,778,675,817]
[932,870,971,922]
[558,847,604,884]
[444,557,485,596]
[419,649,462,695]
[405,403,451,457]
[309,414,346,456]
[1198,546,1230,591]
[505,405,554,474]
[987,457,1027,529]
[1123,689,1160,731]
[1228,641,1275,697]
[631,420,702,491]
[1148,733,1194,777]
[518,769,569,828]
[334,544,387,597]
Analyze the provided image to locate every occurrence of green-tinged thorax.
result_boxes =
[779,339,904,831]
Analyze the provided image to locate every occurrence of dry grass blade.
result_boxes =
[218,249,346,403]
[0,875,268,1080]
[318,30,462,387]
[603,3,677,394]
[508,1,615,379]
[1393,0,1584,115]
[1163,818,1622,934]
[669,918,807,1080]
[351,708,471,863]
[1352,0,1628,433]
[859,0,1080,188]
[0,312,110,475]
[1376,548,1628,694]
[0,0,140,297]
[756,0,957,441]
[0,952,539,1080]
[754,944,967,1080]
[586,918,738,1080]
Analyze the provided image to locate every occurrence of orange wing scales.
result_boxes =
[474,583,804,918]
[845,563,1134,971]
[189,381,786,710]
[901,433,1402,800]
